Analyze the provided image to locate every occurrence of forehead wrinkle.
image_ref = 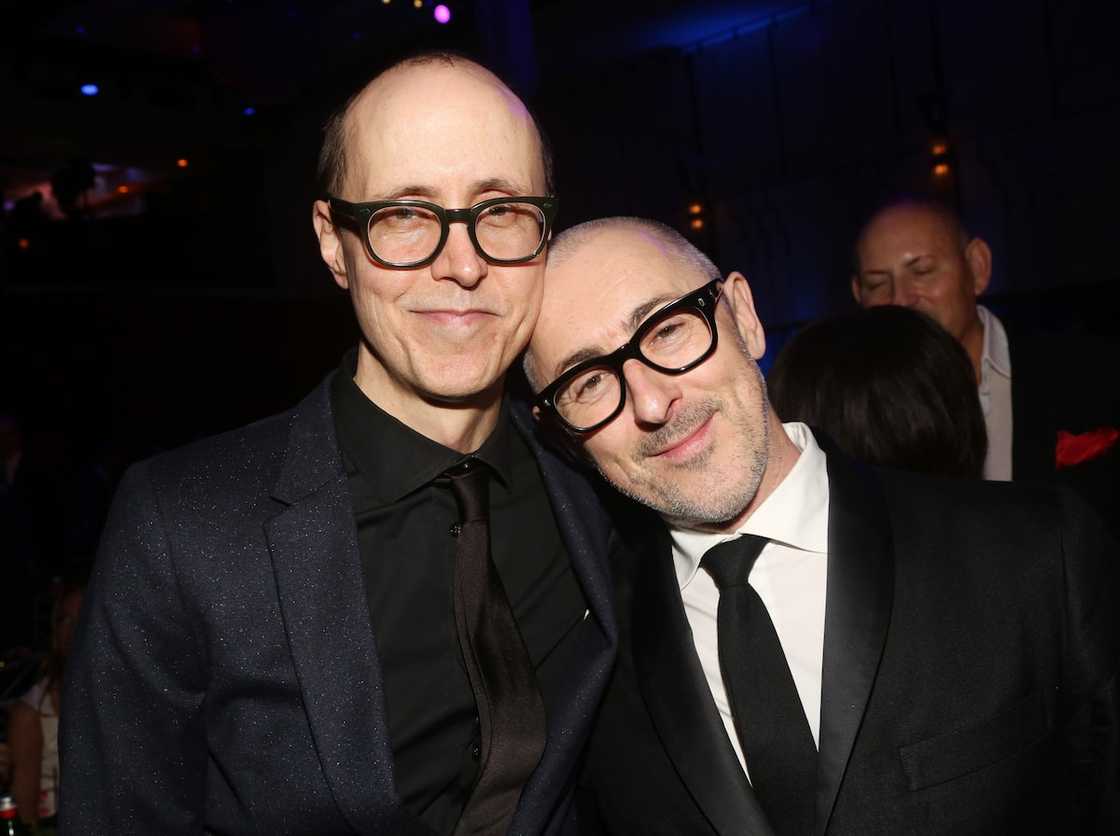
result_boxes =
[549,287,680,383]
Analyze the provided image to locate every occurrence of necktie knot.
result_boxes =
[701,533,769,590]
[448,458,489,522]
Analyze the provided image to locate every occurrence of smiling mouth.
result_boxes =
[650,414,714,460]
[412,309,495,326]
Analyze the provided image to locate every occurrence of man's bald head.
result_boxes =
[316,52,554,199]
[525,218,720,391]
[548,216,718,280]
[851,196,992,365]
[853,197,969,274]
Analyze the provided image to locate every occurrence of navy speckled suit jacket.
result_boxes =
[59,371,619,835]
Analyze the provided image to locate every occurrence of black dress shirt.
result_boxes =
[330,357,587,835]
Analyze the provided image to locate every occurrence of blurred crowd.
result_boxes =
[1,410,123,830]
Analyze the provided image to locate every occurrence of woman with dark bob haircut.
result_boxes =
[768,305,987,478]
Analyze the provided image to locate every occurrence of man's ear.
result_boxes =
[850,273,864,304]
[964,237,992,296]
[722,271,766,360]
[312,200,350,290]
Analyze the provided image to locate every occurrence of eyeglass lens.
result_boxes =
[553,308,714,430]
[368,201,547,265]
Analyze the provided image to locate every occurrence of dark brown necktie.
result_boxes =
[702,535,817,836]
[447,458,546,836]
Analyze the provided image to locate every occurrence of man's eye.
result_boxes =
[652,322,683,342]
[576,373,605,399]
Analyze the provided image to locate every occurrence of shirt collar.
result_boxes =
[669,422,830,590]
[977,305,1012,381]
[330,349,513,505]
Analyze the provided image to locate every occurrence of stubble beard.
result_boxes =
[597,369,771,527]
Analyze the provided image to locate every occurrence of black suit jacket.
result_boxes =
[1008,330,1120,540]
[1009,330,1120,480]
[578,451,1119,835]
[60,373,619,835]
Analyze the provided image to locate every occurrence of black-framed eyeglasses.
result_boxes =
[326,195,559,269]
[535,279,724,434]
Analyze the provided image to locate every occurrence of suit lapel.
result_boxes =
[266,377,400,835]
[509,403,618,833]
[632,524,774,836]
[814,454,893,836]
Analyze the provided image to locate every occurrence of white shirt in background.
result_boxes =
[976,305,1013,481]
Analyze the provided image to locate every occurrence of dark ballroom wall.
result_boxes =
[4,0,1118,459]
[534,0,1120,335]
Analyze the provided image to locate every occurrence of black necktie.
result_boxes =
[701,535,817,836]
[447,458,546,836]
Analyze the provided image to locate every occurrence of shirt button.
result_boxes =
[471,743,481,760]
[449,523,462,537]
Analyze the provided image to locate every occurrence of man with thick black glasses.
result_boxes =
[61,54,617,836]
[524,217,1118,835]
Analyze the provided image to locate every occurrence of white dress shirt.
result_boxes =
[976,305,1014,481]
[669,422,829,780]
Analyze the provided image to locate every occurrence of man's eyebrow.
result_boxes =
[368,178,530,204]
[552,346,607,382]
[474,177,528,195]
[904,253,934,267]
[625,293,677,333]
[374,184,439,201]
[549,291,679,382]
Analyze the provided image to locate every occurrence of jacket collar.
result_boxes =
[814,452,893,836]
[266,370,403,833]
[632,521,775,836]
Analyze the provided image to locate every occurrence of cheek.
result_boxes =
[504,271,544,316]
[350,266,411,316]
[585,429,635,478]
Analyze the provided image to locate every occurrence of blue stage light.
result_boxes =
[80,83,99,96]
[242,106,256,116]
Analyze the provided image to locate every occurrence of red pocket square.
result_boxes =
[1055,427,1120,469]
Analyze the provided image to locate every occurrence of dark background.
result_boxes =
[3,0,1118,467]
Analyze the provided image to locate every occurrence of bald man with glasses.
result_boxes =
[62,54,617,836]
[524,217,1118,836]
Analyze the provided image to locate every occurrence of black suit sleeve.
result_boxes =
[60,462,209,834]
[1057,486,1120,833]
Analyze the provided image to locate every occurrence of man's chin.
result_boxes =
[416,367,506,407]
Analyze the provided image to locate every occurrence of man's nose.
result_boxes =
[622,359,680,427]
[890,280,916,307]
[429,222,487,289]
